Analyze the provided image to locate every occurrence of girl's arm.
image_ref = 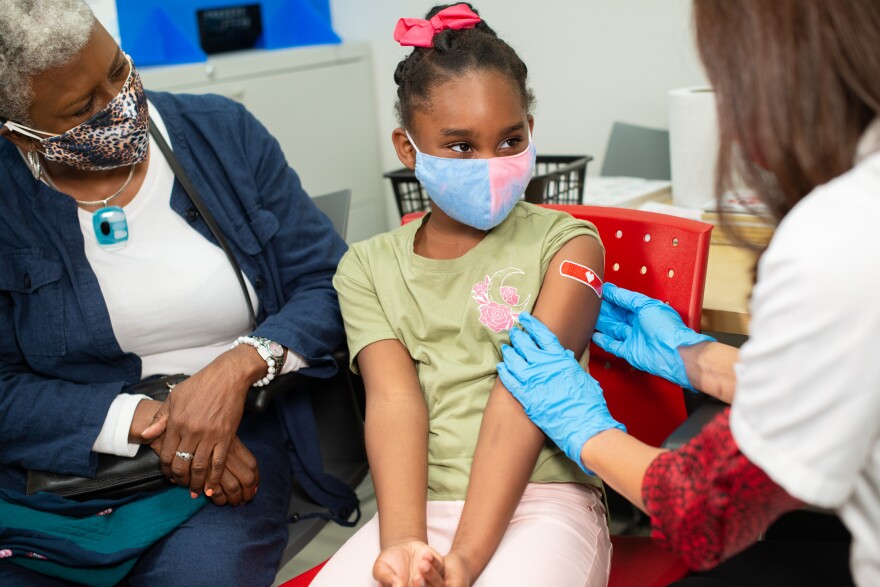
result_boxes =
[448,235,604,582]
[358,339,430,549]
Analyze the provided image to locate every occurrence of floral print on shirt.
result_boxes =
[471,268,531,333]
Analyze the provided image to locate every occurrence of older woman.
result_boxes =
[0,1,346,585]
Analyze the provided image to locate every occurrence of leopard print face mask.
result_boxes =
[4,54,149,171]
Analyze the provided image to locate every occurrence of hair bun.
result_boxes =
[424,3,497,36]
[393,60,408,86]
[426,2,478,20]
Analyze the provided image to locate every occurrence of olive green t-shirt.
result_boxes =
[333,202,603,500]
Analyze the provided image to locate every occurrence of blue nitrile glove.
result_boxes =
[592,282,716,391]
[498,312,625,475]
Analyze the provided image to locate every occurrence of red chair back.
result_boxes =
[544,205,712,446]
[402,205,713,446]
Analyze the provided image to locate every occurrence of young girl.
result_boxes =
[316,4,614,585]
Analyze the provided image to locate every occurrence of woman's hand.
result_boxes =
[129,398,164,444]
[199,437,260,506]
[139,419,259,506]
[592,283,715,390]
[141,345,266,497]
[373,541,445,587]
[497,312,625,473]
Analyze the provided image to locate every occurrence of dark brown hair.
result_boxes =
[694,0,880,227]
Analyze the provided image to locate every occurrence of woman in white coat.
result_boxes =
[498,1,880,585]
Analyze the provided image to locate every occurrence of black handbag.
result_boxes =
[26,375,187,501]
[26,120,260,501]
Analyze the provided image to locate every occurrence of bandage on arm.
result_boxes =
[559,260,603,298]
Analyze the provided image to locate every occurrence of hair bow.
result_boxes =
[394,4,482,48]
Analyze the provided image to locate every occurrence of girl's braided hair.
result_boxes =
[393,3,535,129]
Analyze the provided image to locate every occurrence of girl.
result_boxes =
[316,4,614,586]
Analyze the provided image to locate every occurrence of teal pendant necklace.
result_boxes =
[43,163,136,251]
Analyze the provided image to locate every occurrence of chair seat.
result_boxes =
[609,535,690,587]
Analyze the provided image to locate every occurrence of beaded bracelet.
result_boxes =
[232,336,285,387]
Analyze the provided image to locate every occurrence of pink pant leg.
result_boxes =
[312,483,609,586]
[309,512,381,586]
[310,502,463,586]
[475,483,611,587]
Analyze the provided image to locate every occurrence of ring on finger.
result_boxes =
[175,451,194,462]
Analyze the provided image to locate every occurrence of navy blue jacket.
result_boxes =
[0,91,347,486]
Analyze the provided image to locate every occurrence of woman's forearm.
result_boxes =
[448,382,544,579]
[367,394,430,548]
[681,341,739,403]
[580,429,664,511]
[583,411,801,571]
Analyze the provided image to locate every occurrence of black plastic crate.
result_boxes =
[384,154,593,217]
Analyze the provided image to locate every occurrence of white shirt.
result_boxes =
[730,120,880,587]
[81,104,305,456]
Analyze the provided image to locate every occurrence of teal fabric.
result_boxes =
[0,487,206,586]
[10,556,135,587]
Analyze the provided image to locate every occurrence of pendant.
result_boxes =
[92,206,129,250]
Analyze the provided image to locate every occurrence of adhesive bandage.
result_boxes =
[559,260,603,298]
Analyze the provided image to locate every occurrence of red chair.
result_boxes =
[284,205,712,586]
[280,560,327,587]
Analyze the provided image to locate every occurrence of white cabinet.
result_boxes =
[140,43,387,242]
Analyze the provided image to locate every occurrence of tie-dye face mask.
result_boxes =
[4,54,149,171]
[407,131,536,231]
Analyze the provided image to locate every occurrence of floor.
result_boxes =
[272,473,379,586]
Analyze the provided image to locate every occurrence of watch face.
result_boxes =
[267,341,284,357]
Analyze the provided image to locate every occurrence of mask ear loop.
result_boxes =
[3,120,52,141]
[404,130,423,154]
[4,120,46,180]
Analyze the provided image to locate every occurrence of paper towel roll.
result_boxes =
[669,87,718,209]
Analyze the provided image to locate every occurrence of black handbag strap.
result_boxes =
[149,119,257,330]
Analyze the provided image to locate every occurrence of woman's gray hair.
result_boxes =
[0,0,96,124]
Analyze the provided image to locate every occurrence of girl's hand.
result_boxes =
[373,541,445,587]
[442,551,471,587]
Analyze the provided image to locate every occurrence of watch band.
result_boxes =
[232,336,286,387]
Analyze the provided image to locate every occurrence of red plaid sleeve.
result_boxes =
[642,408,803,571]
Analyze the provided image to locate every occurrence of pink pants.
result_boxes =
[311,483,611,586]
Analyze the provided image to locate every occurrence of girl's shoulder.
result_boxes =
[336,221,418,275]
[509,202,602,244]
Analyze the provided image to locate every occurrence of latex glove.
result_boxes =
[497,312,625,474]
[592,282,715,390]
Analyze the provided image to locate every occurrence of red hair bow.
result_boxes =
[394,4,482,48]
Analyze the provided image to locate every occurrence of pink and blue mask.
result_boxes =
[407,132,537,231]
